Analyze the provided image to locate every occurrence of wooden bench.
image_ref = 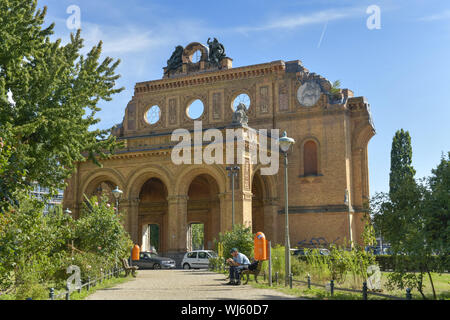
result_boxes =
[241,260,263,284]
[121,258,138,277]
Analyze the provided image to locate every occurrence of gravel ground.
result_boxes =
[85,269,303,300]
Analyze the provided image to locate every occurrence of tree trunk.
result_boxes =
[418,272,426,300]
[426,270,437,300]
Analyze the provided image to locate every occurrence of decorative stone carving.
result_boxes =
[260,86,269,113]
[168,98,177,125]
[207,37,226,68]
[297,80,322,107]
[231,103,248,126]
[164,46,183,76]
[279,83,289,111]
[212,92,222,120]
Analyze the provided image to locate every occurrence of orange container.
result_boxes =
[132,244,140,261]
[254,232,267,261]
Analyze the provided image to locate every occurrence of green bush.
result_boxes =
[215,224,254,260]
[0,194,132,299]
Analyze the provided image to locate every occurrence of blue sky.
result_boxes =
[39,0,450,196]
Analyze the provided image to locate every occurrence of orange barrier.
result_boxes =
[254,232,268,261]
[132,244,140,261]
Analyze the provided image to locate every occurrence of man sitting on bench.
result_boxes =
[225,248,250,285]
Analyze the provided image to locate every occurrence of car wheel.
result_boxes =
[153,263,161,270]
[183,263,190,270]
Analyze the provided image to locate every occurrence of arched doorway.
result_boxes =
[252,171,265,234]
[138,178,168,253]
[187,174,220,251]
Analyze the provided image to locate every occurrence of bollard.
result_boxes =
[49,288,55,300]
[275,272,278,285]
[330,280,334,296]
[78,281,82,294]
[87,276,91,291]
[406,288,412,300]
[307,274,311,289]
[65,284,70,301]
[263,271,266,281]
[362,282,368,300]
[289,273,293,289]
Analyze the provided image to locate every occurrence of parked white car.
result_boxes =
[181,250,218,269]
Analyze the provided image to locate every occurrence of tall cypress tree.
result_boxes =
[389,129,416,199]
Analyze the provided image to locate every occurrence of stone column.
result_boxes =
[127,198,140,244]
[263,198,279,243]
[166,195,189,253]
[218,192,231,233]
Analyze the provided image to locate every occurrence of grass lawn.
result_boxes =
[215,269,450,300]
[0,273,135,300]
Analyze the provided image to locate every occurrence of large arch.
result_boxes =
[186,173,221,251]
[138,177,168,254]
[126,165,175,201]
[175,164,227,196]
[80,168,126,203]
[250,166,279,241]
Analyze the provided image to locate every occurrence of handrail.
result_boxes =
[49,267,125,300]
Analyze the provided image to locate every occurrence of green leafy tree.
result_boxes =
[215,224,254,261]
[191,223,204,250]
[0,0,124,209]
[389,129,416,199]
[372,178,438,299]
[424,152,450,262]
[75,196,132,263]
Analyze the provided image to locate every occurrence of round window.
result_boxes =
[146,105,161,125]
[187,99,204,119]
[232,93,250,111]
[191,50,202,63]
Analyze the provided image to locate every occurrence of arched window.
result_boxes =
[304,141,318,176]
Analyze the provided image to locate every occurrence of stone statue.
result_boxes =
[207,37,226,68]
[165,45,184,74]
[232,103,248,126]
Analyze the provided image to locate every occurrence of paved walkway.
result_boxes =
[85,269,302,300]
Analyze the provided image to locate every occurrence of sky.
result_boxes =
[38,0,450,196]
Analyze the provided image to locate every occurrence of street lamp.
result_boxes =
[279,131,295,286]
[226,166,240,228]
[111,186,123,269]
[344,189,353,249]
[112,186,123,215]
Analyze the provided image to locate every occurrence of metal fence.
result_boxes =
[48,266,125,300]
[210,263,412,300]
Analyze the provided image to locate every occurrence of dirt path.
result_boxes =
[85,269,303,300]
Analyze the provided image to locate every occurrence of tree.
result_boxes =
[191,223,204,250]
[389,129,416,199]
[215,225,254,260]
[0,0,124,210]
[424,152,450,275]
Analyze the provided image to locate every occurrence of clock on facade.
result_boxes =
[297,80,322,107]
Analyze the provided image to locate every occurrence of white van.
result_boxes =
[181,250,218,269]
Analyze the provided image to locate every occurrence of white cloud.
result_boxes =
[419,10,450,22]
[233,7,364,34]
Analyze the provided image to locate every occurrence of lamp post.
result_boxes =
[111,186,123,269]
[279,131,295,286]
[344,189,353,249]
[226,166,240,229]
[112,186,123,215]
